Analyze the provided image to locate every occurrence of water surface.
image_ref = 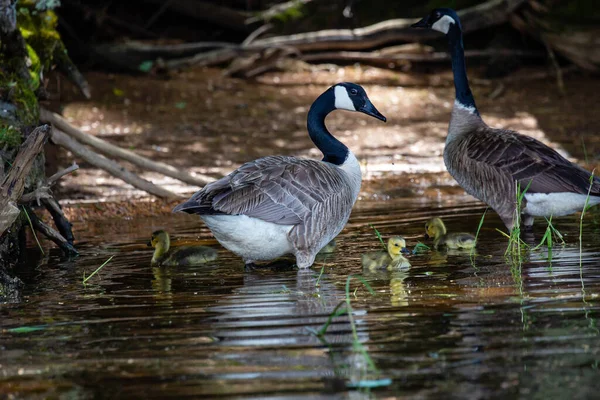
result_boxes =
[2,199,600,399]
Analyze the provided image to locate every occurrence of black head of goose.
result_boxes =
[173,83,386,269]
[412,8,600,231]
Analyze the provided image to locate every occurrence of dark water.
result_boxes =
[2,199,600,399]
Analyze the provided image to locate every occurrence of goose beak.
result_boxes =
[401,247,410,255]
[147,241,152,247]
[411,16,430,28]
[360,100,386,122]
[424,233,430,240]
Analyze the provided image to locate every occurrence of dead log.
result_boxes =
[49,127,180,199]
[0,125,51,236]
[41,108,214,187]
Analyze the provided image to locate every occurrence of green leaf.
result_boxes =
[138,60,154,73]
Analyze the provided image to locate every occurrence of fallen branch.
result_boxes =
[49,127,180,199]
[23,205,77,256]
[40,108,213,187]
[0,125,50,235]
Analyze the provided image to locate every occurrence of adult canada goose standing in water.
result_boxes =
[412,9,600,231]
[174,83,386,269]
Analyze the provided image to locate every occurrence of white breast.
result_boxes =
[524,192,600,217]
[339,151,362,203]
[201,215,294,263]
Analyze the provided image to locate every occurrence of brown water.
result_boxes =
[2,199,600,399]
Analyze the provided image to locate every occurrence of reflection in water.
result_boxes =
[1,201,600,398]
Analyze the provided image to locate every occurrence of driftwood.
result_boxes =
[49,127,180,199]
[164,0,526,72]
[41,108,213,187]
[0,125,51,235]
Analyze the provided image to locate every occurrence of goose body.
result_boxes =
[150,230,217,267]
[413,9,600,230]
[174,83,386,268]
[425,217,476,249]
[362,236,411,271]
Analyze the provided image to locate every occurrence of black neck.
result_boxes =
[307,89,349,165]
[447,24,479,115]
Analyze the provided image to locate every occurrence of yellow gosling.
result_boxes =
[362,236,411,271]
[425,217,476,249]
[150,230,218,267]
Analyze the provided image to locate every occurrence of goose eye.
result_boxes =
[350,88,358,95]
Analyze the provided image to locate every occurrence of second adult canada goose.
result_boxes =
[174,83,386,269]
[412,9,600,231]
[424,217,476,249]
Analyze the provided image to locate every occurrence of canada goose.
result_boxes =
[173,83,386,269]
[424,217,476,249]
[412,9,600,231]
[362,236,411,271]
[149,230,218,267]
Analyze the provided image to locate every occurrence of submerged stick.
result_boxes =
[50,127,180,199]
[23,205,78,256]
[40,108,214,187]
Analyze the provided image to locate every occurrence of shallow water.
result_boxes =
[2,199,600,399]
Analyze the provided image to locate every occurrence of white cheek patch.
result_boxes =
[334,86,356,111]
[432,15,455,34]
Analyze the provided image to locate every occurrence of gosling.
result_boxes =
[424,217,476,249]
[149,230,218,267]
[362,236,411,271]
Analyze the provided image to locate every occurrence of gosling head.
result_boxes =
[387,236,409,257]
[331,82,387,122]
[149,230,170,265]
[424,217,447,240]
[411,8,461,35]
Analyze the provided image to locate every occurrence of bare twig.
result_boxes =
[245,0,314,25]
[242,24,273,47]
[19,163,79,205]
[48,163,79,186]
[40,109,214,187]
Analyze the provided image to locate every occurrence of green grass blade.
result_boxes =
[22,207,44,255]
[369,224,386,250]
[83,255,114,285]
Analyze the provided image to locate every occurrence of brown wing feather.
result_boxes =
[465,128,600,195]
[173,156,352,226]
